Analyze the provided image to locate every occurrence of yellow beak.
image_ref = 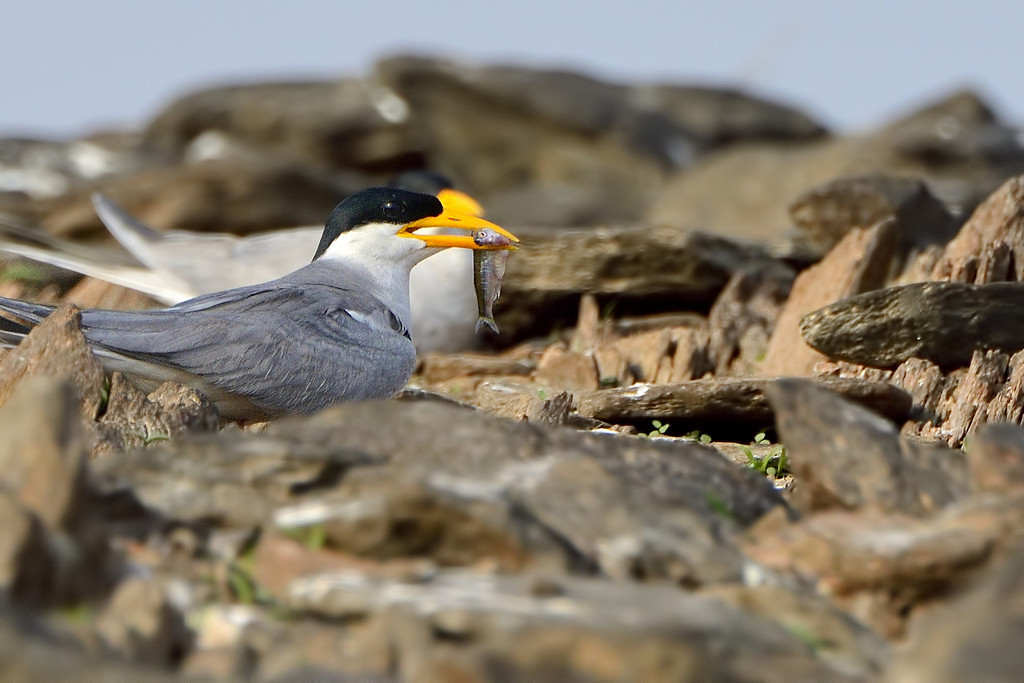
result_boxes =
[398,209,519,250]
[436,188,486,217]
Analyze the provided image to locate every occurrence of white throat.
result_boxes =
[316,222,442,328]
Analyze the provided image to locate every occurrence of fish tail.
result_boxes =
[475,317,499,334]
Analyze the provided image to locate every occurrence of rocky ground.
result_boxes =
[3,55,1024,680]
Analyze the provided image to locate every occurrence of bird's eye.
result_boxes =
[382,201,402,218]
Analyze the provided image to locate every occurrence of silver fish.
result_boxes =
[473,229,512,334]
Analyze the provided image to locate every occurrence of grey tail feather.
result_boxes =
[475,317,499,334]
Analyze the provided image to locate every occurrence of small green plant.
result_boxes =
[282,524,328,551]
[684,429,713,444]
[226,551,275,606]
[537,388,548,400]
[638,419,671,438]
[743,431,788,477]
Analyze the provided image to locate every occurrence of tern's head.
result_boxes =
[312,187,517,266]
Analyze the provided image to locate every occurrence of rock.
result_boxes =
[636,84,828,150]
[92,434,379,528]
[888,350,1024,448]
[646,90,1024,245]
[38,159,356,240]
[742,508,997,639]
[472,379,585,427]
[98,372,219,452]
[0,608,163,680]
[605,328,674,384]
[788,173,959,257]
[882,89,1024,176]
[0,134,137,199]
[700,583,889,676]
[497,224,779,342]
[802,281,1024,369]
[416,352,533,384]
[375,56,672,224]
[504,455,743,584]
[0,304,106,418]
[533,344,598,391]
[0,377,116,606]
[0,492,55,607]
[767,378,964,516]
[0,376,89,529]
[286,570,851,681]
[888,544,1024,681]
[930,174,1024,283]
[704,265,793,376]
[575,376,912,430]
[95,577,191,666]
[761,220,897,376]
[95,399,784,595]
[967,423,1024,493]
[141,78,413,172]
[282,400,787,526]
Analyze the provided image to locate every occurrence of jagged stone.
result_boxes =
[801,281,1024,369]
[0,304,105,418]
[765,378,964,516]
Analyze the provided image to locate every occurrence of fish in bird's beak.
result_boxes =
[398,209,519,250]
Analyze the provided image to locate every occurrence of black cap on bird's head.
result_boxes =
[312,187,517,261]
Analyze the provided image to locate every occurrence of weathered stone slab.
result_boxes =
[801,281,1024,369]
[575,376,912,425]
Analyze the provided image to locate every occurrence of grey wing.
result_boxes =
[81,283,416,416]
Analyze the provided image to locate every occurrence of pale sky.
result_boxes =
[2,0,1022,138]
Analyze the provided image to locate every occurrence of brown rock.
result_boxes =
[766,378,963,516]
[416,352,533,384]
[98,372,219,451]
[0,492,55,607]
[966,423,1024,493]
[141,78,411,172]
[0,377,89,529]
[609,328,672,384]
[647,90,1024,246]
[533,344,598,391]
[0,304,105,418]
[285,569,849,681]
[789,173,958,256]
[669,326,714,382]
[931,174,1024,283]
[496,224,777,342]
[575,376,912,427]
[743,509,995,638]
[762,219,897,376]
[95,577,191,666]
[705,265,792,376]
[40,159,354,240]
[473,378,580,426]
[888,544,1024,681]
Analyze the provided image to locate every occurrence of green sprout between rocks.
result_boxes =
[281,524,327,551]
[638,419,671,438]
[684,429,713,444]
[743,431,789,478]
